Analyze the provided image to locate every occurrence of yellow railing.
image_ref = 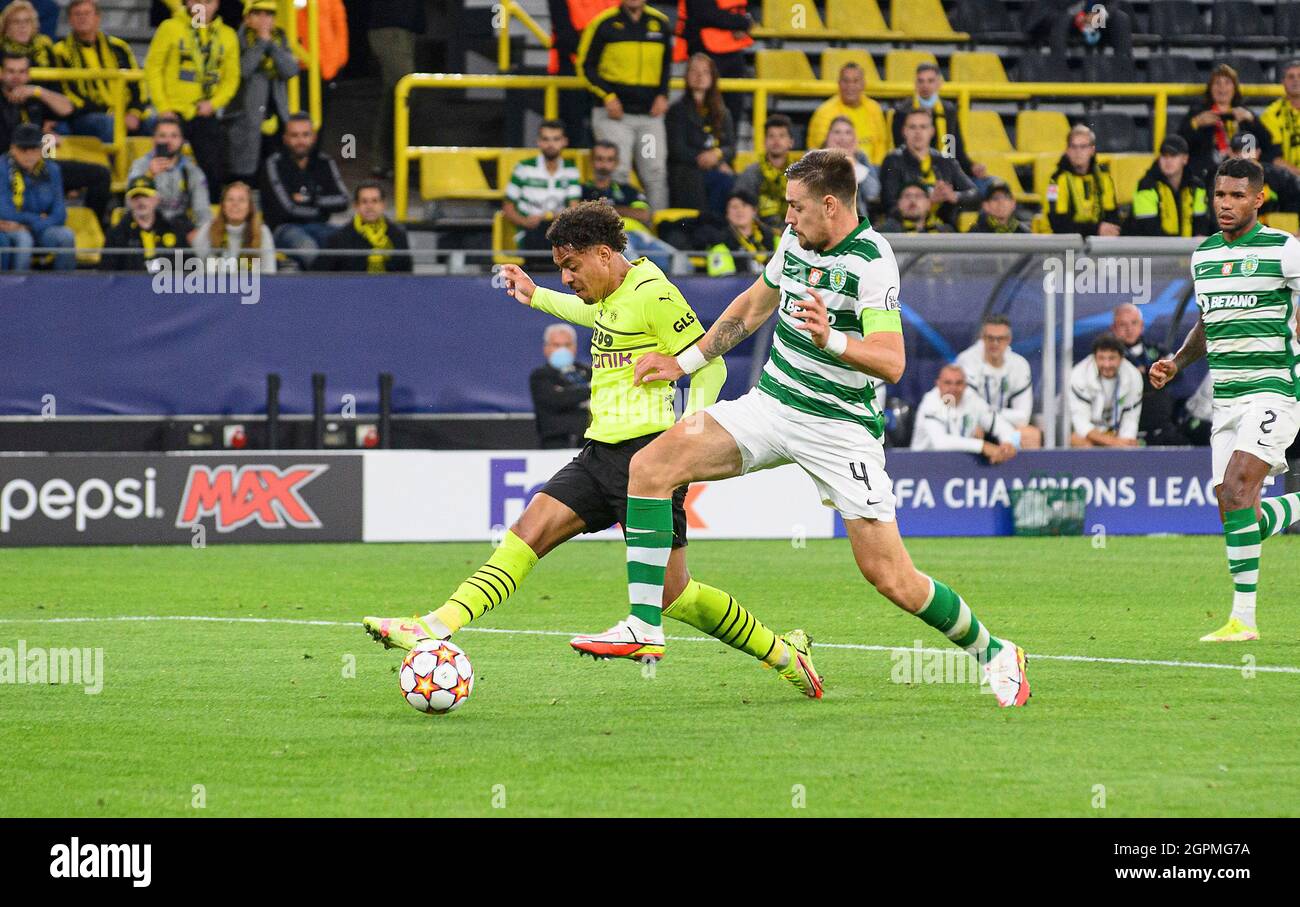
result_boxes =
[497,0,553,72]
[281,0,323,131]
[394,73,1286,221]
[31,67,143,183]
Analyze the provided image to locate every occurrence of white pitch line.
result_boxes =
[0,614,1295,675]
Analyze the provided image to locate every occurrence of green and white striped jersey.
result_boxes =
[759,220,902,437]
[1192,222,1300,402]
[504,154,582,220]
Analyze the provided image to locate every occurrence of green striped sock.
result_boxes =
[1224,507,1261,626]
[914,576,1003,662]
[625,496,674,628]
[1259,493,1300,539]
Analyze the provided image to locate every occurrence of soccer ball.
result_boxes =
[399,639,474,714]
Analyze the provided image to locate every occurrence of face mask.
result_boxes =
[548,348,575,370]
[917,94,938,109]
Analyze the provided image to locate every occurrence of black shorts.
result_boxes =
[539,434,688,548]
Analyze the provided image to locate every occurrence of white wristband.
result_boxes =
[676,344,708,374]
[824,329,849,358]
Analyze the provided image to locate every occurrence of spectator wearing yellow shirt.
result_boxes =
[1260,60,1300,179]
[805,62,887,165]
[52,0,149,144]
[145,0,239,188]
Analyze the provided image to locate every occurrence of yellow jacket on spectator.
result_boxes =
[1046,155,1119,236]
[53,31,148,120]
[806,96,888,165]
[1260,97,1300,170]
[145,6,239,119]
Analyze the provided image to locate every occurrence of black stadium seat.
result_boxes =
[1146,54,1202,84]
[1217,54,1269,85]
[1149,0,1223,46]
[952,0,1024,44]
[1015,51,1075,82]
[1085,111,1145,153]
[1082,53,1138,85]
[1278,1,1300,46]
[1212,0,1278,47]
[1113,0,1161,45]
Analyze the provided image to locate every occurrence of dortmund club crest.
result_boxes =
[829,266,847,293]
[1242,254,1259,277]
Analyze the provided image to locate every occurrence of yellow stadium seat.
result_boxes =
[56,135,110,169]
[823,0,901,40]
[1016,110,1071,154]
[889,0,970,41]
[752,0,829,38]
[979,154,1037,204]
[963,110,1013,154]
[653,208,700,229]
[420,150,498,201]
[755,49,815,82]
[731,149,803,173]
[1263,211,1300,234]
[957,210,978,232]
[948,52,1010,84]
[884,50,938,85]
[1097,153,1154,208]
[66,206,102,266]
[1032,152,1060,199]
[820,48,882,84]
[492,210,524,266]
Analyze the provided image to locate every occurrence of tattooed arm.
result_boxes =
[1150,315,1205,390]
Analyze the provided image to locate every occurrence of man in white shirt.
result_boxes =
[956,314,1042,449]
[912,364,1020,463]
[1069,333,1144,447]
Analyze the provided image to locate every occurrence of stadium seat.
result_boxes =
[1146,54,1201,84]
[1098,153,1155,207]
[57,135,110,169]
[1216,55,1268,85]
[962,110,1014,154]
[1148,1,1222,46]
[751,0,829,38]
[1113,0,1161,44]
[1263,211,1300,234]
[1015,110,1071,154]
[491,210,523,266]
[823,0,901,40]
[1031,152,1061,200]
[1212,1,1278,46]
[1014,52,1075,83]
[888,0,970,41]
[950,0,1023,44]
[1278,1,1300,45]
[420,149,499,201]
[755,49,815,82]
[495,148,591,194]
[948,52,1010,85]
[820,48,882,84]
[979,154,1037,203]
[1085,112,1145,153]
[1081,53,1139,85]
[884,50,938,84]
[66,206,103,267]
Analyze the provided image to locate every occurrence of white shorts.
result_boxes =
[705,388,896,521]
[1210,395,1300,488]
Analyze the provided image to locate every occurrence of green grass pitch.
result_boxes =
[1,536,1298,817]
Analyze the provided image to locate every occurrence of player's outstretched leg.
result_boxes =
[364,493,582,650]
[845,516,1030,707]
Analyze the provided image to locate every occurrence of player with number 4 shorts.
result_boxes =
[570,150,1031,708]
[1151,157,1300,643]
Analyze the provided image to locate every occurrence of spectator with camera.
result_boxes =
[127,113,211,239]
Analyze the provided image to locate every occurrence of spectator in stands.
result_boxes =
[733,112,792,230]
[1069,332,1142,448]
[546,0,617,147]
[0,1,53,69]
[0,121,73,270]
[966,179,1028,233]
[128,113,210,239]
[666,52,734,215]
[579,0,671,211]
[1261,60,1300,180]
[146,0,239,190]
[880,109,976,226]
[1229,132,1300,216]
[2,52,113,222]
[582,138,676,270]
[52,0,148,144]
[260,111,347,270]
[323,180,411,273]
[368,0,423,179]
[1021,1,1133,62]
[879,181,951,233]
[227,0,299,187]
[701,187,773,276]
[891,63,985,184]
[1,0,56,42]
[1047,124,1119,236]
[823,115,880,217]
[530,322,592,449]
[1177,64,1266,188]
[673,0,752,130]
[957,314,1042,449]
[102,175,182,271]
[1110,302,1184,445]
[807,62,888,165]
[192,179,276,273]
[911,363,1020,463]
[1124,135,1212,237]
[504,119,582,260]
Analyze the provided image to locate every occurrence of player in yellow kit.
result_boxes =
[363,202,823,698]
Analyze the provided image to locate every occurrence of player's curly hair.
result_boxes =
[545,201,627,253]
[1216,157,1265,192]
